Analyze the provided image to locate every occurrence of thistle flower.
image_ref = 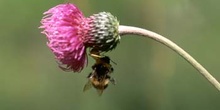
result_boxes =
[40,3,120,72]
[39,3,220,93]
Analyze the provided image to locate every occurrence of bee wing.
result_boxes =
[83,80,93,92]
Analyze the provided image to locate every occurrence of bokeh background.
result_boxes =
[1,0,220,110]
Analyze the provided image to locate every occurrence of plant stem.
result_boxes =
[119,25,220,91]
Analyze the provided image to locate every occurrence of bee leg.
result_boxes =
[89,53,106,60]
[89,49,103,58]
[89,50,108,60]
[109,67,114,73]
[110,78,116,85]
[87,72,93,78]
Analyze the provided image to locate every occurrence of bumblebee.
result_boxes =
[83,54,116,95]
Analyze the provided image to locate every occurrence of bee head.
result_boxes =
[100,56,111,64]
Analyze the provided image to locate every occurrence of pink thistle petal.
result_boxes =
[40,3,88,72]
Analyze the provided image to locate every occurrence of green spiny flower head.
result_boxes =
[82,12,120,53]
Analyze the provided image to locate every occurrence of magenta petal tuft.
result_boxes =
[40,4,87,72]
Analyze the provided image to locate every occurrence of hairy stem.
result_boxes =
[119,25,220,91]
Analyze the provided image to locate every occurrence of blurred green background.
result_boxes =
[1,0,220,110]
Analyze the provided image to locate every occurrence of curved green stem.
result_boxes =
[119,25,220,91]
